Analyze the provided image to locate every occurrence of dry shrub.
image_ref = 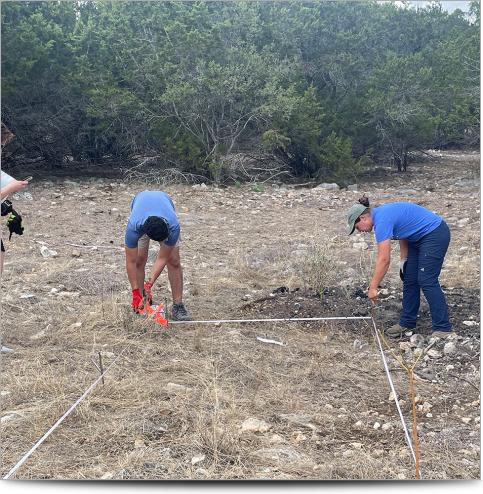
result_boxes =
[218,153,292,184]
[299,243,339,295]
[123,158,206,186]
[441,242,480,289]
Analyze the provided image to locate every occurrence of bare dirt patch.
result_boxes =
[1,150,480,479]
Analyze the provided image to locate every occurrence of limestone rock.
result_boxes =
[165,382,192,394]
[241,418,271,433]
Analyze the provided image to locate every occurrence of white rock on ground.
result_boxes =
[1,413,21,424]
[443,341,458,355]
[241,417,271,433]
[252,446,307,465]
[427,349,443,359]
[165,382,192,394]
[191,454,205,465]
[269,434,285,444]
[40,245,58,258]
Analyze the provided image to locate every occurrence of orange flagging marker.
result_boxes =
[136,301,168,326]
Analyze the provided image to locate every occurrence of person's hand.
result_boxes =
[131,289,143,312]
[368,287,378,302]
[399,259,407,281]
[1,179,28,199]
[143,281,153,305]
[11,179,28,194]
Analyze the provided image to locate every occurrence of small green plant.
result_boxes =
[251,182,264,193]
[208,161,225,184]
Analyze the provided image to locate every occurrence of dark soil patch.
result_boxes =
[237,286,481,340]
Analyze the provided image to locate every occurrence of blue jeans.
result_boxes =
[400,221,452,331]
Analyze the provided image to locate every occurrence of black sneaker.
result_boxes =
[171,303,191,321]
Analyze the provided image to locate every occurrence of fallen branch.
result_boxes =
[447,374,480,391]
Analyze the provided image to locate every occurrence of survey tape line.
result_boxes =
[168,316,372,325]
[370,309,420,476]
[3,345,132,480]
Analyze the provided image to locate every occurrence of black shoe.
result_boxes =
[171,303,191,321]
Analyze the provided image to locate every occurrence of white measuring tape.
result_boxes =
[369,313,420,477]
[3,346,130,479]
[168,315,372,324]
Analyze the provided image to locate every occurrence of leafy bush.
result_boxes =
[319,132,361,183]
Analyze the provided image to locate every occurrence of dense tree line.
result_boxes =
[1,1,479,183]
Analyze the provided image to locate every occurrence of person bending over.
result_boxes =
[347,195,453,339]
[124,190,191,320]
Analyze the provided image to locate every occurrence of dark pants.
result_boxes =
[400,221,451,331]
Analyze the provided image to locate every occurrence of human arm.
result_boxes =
[125,247,139,290]
[0,179,28,199]
[368,239,391,301]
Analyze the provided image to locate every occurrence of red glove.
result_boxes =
[131,289,143,312]
[143,281,153,305]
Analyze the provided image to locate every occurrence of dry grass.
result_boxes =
[3,244,478,479]
[2,302,478,480]
[2,289,421,480]
[441,236,480,289]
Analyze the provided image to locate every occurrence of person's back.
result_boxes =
[371,202,442,243]
[125,191,180,248]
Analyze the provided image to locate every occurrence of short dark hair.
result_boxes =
[144,216,169,242]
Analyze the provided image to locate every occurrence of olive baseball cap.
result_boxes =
[347,203,367,235]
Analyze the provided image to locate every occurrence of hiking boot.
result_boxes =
[386,324,413,337]
[431,330,456,339]
[171,303,191,321]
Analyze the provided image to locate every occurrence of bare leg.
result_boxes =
[166,246,183,304]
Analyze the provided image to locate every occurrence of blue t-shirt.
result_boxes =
[125,191,180,248]
[372,202,442,243]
